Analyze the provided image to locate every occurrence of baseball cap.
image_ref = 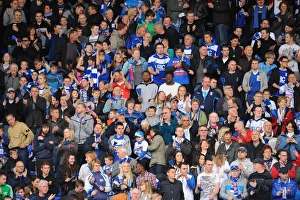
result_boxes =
[279,167,289,174]
[7,88,15,93]
[253,158,264,165]
[238,146,247,153]
[230,165,239,171]
[117,108,125,115]
[134,131,144,138]
[170,97,179,102]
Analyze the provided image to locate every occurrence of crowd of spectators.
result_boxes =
[2,0,300,199]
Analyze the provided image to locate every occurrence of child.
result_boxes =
[133,131,151,162]
[88,25,105,47]
[125,98,146,128]
[203,31,221,58]
[99,20,111,40]
[145,106,159,127]
[14,186,25,200]
[46,62,63,93]
[102,40,114,62]
[97,51,110,83]
[83,43,94,63]
[37,161,59,194]
[262,89,277,119]
[33,58,50,74]
[111,53,123,74]
[258,51,277,81]
[0,127,9,163]
[0,172,13,199]
[140,180,153,200]
[107,109,117,126]
[103,153,114,177]
[18,61,33,80]
[27,71,39,89]
[4,149,19,176]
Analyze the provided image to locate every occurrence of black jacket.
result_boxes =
[33,132,55,160]
[268,67,294,95]
[84,134,109,164]
[245,140,266,161]
[247,170,273,200]
[24,96,46,128]
[159,179,184,200]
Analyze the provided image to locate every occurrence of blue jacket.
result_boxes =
[158,119,178,145]
[278,134,300,160]
[33,132,55,160]
[193,87,220,117]
[46,72,63,92]
[272,178,297,200]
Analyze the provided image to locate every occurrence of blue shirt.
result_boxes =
[248,71,260,98]
[148,53,170,85]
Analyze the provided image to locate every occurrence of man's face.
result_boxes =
[223,134,231,144]
[180,164,189,175]
[205,160,213,172]
[0,175,7,186]
[202,77,210,88]
[31,88,39,98]
[251,61,259,70]
[76,104,85,114]
[156,45,164,55]
[94,124,102,134]
[115,125,124,135]
[186,13,194,23]
[142,72,151,82]
[198,127,208,138]
[199,46,208,56]
[44,5,52,14]
[14,11,22,22]
[238,151,247,159]
[167,168,176,179]
[280,58,289,68]
[162,109,171,119]
[263,122,272,133]
[11,0,18,9]
[230,169,240,178]
[261,30,268,39]
[163,17,171,27]
[16,162,24,173]
[35,13,43,23]
[42,126,49,134]
[260,20,269,28]
[39,182,49,194]
[222,47,230,57]
[184,36,192,46]
[251,131,260,141]
[165,74,173,84]
[253,107,263,118]
[279,152,288,162]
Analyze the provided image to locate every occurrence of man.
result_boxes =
[55,29,81,69]
[4,63,21,91]
[238,46,254,74]
[140,32,155,60]
[7,161,31,189]
[130,188,141,200]
[245,106,268,132]
[125,25,146,54]
[193,45,219,89]
[251,19,276,47]
[6,113,34,167]
[23,86,46,135]
[261,121,277,151]
[3,9,28,53]
[63,3,85,28]
[163,16,179,49]
[29,180,56,200]
[253,28,277,61]
[152,22,170,47]
[271,150,296,179]
[77,13,90,37]
[67,103,94,163]
[271,167,297,199]
[224,107,240,133]
[216,85,242,118]
[84,123,109,164]
[195,125,216,153]
[87,4,103,27]
[242,58,268,104]
[218,60,244,98]
[108,70,132,99]
[3,0,26,26]
[231,146,254,179]
[111,146,137,177]
[79,77,92,104]
[33,124,55,176]
[216,45,231,74]
[148,42,171,86]
[245,130,266,161]
[109,22,128,51]
[216,131,239,164]
[48,107,68,145]
[179,11,203,45]
[233,121,252,145]
[219,165,248,199]
[158,107,178,145]
[193,76,220,116]
[136,71,158,112]
[59,95,75,120]
[269,56,294,98]
[0,171,13,199]
[158,72,181,98]
[195,159,220,200]
[159,167,184,200]
[177,162,195,199]
[247,158,273,200]
[12,35,37,68]
[135,161,157,191]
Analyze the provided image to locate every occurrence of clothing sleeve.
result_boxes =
[23,124,34,146]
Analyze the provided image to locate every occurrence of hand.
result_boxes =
[90,177,95,184]
[250,190,255,195]
[48,194,56,200]
[192,25,196,31]
[183,2,189,8]
[208,2,214,8]
[2,100,6,106]
[203,68,207,73]
[238,86,243,92]
[49,141,54,144]
[277,191,281,196]
[267,1,273,10]
[188,70,194,75]
[172,142,176,148]
[99,186,104,191]
[65,116,70,123]
[48,181,52,185]
[92,142,97,147]
[38,136,44,141]
[249,180,257,188]
[294,149,299,157]
[65,177,71,182]
[20,144,26,148]
[125,126,130,133]
[187,25,190,32]
[23,168,27,177]
[238,163,244,171]
[91,189,98,196]
[257,40,261,48]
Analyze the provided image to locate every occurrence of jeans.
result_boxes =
[215,24,229,46]
[17,148,28,168]
[150,164,165,175]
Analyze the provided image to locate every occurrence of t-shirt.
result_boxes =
[197,172,220,200]
[148,53,170,85]
[279,43,300,73]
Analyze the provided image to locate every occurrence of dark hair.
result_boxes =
[166,166,175,173]
[165,72,174,78]
[103,39,111,46]
[285,120,297,134]
[115,122,124,129]
[280,56,289,62]
[145,9,155,17]
[261,27,270,34]
[104,153,114,161]
[174,44,183,52]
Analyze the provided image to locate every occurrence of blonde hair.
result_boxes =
[85,151,97,163]
[213,154,227,178]
[128,7,137,21]
[141,180,152,195]
[61,128,75,143]
[118,162,134,184]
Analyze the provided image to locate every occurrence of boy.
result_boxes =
[133,131,151,161]
[99,20,111,40]
[203,31,221,58]
[102,154,114,196]
[46,62,63,92]
[18,61,33,80]
[145,106,159,127]
[0,172,13,199]
[259,51,277,80]
[102,40,114,63]
[4,149,19,176]
[37,161,59,194]
[68,180,87,200]
[107,109,117,125]
[0,127,9,162]
[33,58,50,74]
[137,9,156,39]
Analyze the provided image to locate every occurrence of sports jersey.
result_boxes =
[148,53,170,85]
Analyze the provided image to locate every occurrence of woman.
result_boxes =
[149,91,166,116]
[273,1,294,37]
[147,126,166,175]
[127,7,138,35]
[186,98,207,126]
[57,153,79,196]
[37,74,52,105]
[86,159,111,200]
[78,151,97,182]
[206,112,222,139]
[68,89,81,107]
[176,86,191,114]
[272,96,294,135]
[276,120,300,161]
[180,115,198,144]
[262,145,277,172]
[24,176,40,197]
[168,151,185,176]
[140,180,153,200]
[57,128,78,165]
[27,26,42,59]
[193,139,214,163]
[0,53,12,74]
[111,53,124,74]
[112,162,136,199]
[122,48,148,88]
[212,154,230,185]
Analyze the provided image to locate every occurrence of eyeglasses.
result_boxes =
[199,129,208,131]
[182,120,189,121]
[281,60,289,62]
[281,155,288,157]
[163,112,168,114]
[22,40,29,42]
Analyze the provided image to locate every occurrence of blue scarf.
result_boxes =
[254,5,266,28]
[230,174,242,199]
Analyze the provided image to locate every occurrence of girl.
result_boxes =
[111,53,124,74]
[57,153,79,196]
[25,176,40,197]
[213,154,230,185]
[0,53,12,74]
[149,91,166,116]
[168,151,185,176]
[57,128,78,165]
[176,86,191,114]
[140,180,153,200]
[37,73,52,105]
[273,96,294,135]
[68,89,81,107]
